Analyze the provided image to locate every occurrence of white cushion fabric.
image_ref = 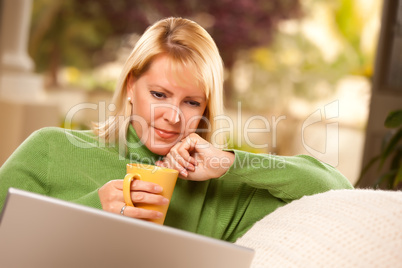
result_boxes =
[235,189,402,268]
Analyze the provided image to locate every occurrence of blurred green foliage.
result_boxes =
[232,0,380,112]
[29,0,303,90]
[356,110,402,190]
[333,0,375,76]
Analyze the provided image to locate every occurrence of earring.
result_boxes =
[127,97,132,102]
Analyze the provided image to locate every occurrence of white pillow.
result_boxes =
[235,189,402,268]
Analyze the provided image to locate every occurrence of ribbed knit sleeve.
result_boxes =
[0,127,111,211]
[220,150,353,203]
[0,130,50,211]
[71,189,102,209]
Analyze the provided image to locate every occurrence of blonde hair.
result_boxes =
[93,17,225,151]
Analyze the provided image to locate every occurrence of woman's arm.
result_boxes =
[0,128,102,210]
[220,149,353,203]
[157,133,353,203]
[0,130,50,211]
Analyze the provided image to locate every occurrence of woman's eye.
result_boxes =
[187,100,201,107]
[150,91,166,99]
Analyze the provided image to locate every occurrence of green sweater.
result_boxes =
[0,125,353,242]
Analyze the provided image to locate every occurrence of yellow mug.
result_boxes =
[123,163,179,225]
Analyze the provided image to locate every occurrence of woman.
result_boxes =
[0,17,353,242]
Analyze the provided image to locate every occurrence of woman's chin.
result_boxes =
[146,144,173,156]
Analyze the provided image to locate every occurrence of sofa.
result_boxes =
[235,189,402,268]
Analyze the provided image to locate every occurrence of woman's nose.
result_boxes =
[163,105,181,124]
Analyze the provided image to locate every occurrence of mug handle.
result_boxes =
[123,173,141,207]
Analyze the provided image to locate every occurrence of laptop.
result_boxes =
[0,188,254,268]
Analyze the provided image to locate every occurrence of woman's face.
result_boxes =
[127,55,207,155]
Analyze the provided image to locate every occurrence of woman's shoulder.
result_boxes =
[33,127,94,138]
[30,127,98,145]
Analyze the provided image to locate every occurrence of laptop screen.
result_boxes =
[0,188,254,268]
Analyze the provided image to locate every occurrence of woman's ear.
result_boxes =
[126,73,136,99]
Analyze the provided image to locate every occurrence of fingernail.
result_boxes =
[180,169,188,177]
[154,185,163,192]
[187,165,195,171]
[162,198,169,204]
[156,212,163,218]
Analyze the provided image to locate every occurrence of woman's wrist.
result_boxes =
[213,150,235,178]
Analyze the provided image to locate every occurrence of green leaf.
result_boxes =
[355,155,381,187]
[390,146,402,170]
[374,169,397,190]
[385,110,402,128]
[392,166,402,189]
[380,132,393,152]
[379,128,402,168]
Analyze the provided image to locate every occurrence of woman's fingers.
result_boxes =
[157,137,200,177]
[99,180,168,221]
[121,205,164,220]
[130,191,169,206]
[166,154,189,177]
[168,150,195,172]
[113,179,163,193]
[131,179,164,193]
[119,179,168,205]
[156,133,236,181]
[181,137,198,165]
[170,142,196,166]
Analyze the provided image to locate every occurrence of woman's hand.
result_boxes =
[155,133,235,181]
[98,179,169,219]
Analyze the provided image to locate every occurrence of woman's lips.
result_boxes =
[154,127,180,139]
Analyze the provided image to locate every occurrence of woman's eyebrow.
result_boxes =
[185,95,206,101]
[150,85,206,101]
[149,85,173,95]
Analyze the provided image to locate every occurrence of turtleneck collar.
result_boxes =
[125,124,163,164]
